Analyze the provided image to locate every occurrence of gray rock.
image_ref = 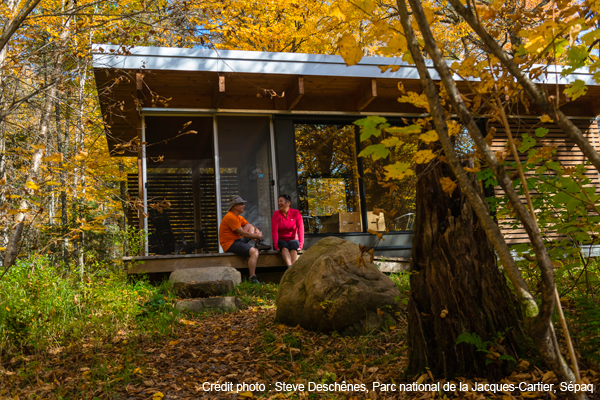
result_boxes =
[173,280,234,298]
[175,297,243,312]
[169,267,241,287]
[276,236,404,333]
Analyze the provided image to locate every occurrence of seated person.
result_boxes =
[219,195,270,284]
[271,194,304,268]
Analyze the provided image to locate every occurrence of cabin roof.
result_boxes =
[91,44,600,156]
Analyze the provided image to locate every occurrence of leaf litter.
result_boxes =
[0,305,598,399]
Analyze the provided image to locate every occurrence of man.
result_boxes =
[219,195,271,284]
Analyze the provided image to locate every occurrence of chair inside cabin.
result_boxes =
[148,208,206,255]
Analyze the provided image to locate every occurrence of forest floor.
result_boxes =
[1,281,599,400]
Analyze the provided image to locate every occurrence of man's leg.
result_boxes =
[248,247,259,277]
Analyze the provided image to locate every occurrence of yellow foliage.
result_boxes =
[413,149,437,164]
[418,130,439,143]
[439,177,457,195]
[338,34,363,66]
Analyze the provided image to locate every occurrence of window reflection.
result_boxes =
[295,124,362,234]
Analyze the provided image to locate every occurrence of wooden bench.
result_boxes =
[124,250,292,274]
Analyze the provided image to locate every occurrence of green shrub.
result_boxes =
[0,255,177,355]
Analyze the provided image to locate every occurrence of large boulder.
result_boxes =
[276,236,403,333]
[169,267,242,287]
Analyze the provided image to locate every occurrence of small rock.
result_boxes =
[170,267,241,286]
[175,297,243,313]
[173,280,234,298]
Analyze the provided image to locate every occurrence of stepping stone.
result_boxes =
[170,267,242,286]
[173,280,234,298]
[175,297,243,313]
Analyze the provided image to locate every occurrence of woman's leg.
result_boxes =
[280,247,292,266]
[290,250,298,264]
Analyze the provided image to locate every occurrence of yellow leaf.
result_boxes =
[422,7,436,24]
[384,162,415,179]
[367,229,383,239]
[378,65,401,73]
[440,177,457,195]
[416,373,427,385]
[540,114,553,123]
[6,307,10,311]
[42,153,64,163]
[153,393,165,400]
[238,391,253,398]
[413,149,436,164]
[133,367,142,374]
[168,340,179,346]
[355,0,375,13]
[338,34,362,66]
[463,166,480,172]
[179,319,196,325]
[25,181,39,190]
[31,144,46,150]
[419,130,439,143]
[330,4,346,21]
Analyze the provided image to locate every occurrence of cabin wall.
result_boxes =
[490,117,600,244]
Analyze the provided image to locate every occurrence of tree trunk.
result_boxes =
[408,151,523,379]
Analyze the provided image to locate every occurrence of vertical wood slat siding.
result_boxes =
[489,118,600,244]
[127,171,241,254]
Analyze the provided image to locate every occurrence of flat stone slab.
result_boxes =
[173,280,234,298]
[169,267,241,286]
[175,297,243,313]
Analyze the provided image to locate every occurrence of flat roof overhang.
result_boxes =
[92,45,600,156]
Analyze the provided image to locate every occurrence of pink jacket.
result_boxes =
[271,208,304,250]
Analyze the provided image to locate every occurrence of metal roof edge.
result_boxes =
[91,44,598,86]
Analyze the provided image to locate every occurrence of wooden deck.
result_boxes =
[124,251,289,274]
[124,251,411,274]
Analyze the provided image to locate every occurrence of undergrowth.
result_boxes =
[0,255,179,357]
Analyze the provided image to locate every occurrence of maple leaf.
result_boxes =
[338,33,362,66]
[384,162,414,180]
[440,177,457,195]
[358,144,390,160]
[564,79,587,101]
[419,130,439,143]
[413,149,436,164]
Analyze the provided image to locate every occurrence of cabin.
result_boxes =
[91,45,600,273]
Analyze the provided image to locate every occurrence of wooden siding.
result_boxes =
[127,170,242,254]
[490,117,600,244]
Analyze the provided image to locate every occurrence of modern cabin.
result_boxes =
[91,45,600,272]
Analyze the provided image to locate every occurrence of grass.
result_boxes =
[0,255,180,356]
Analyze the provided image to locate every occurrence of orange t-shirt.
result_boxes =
[219,212,249,251]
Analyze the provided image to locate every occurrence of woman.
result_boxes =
[271,194,304,268]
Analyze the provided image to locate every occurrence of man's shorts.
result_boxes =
[278,239,300,251]
[228,238,252,257]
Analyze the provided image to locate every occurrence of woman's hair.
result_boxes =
[278,194,292,203]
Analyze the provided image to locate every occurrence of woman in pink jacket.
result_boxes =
[271,194,304,268]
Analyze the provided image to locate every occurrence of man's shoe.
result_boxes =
[249,275,262,284]
[254,240,271,250]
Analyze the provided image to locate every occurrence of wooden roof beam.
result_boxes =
[212,74,225,108]
[356,78,377,111]
[286,76,304,110]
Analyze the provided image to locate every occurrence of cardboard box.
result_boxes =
[319,212,362,233]
[367,211,386,232]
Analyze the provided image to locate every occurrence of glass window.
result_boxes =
[361,127,417,232]
[295,124,363,234]
[217,116,274,248]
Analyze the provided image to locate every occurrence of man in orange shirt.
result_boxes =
[219,196,270,284]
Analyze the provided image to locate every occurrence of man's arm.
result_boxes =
[234,225,263,240]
